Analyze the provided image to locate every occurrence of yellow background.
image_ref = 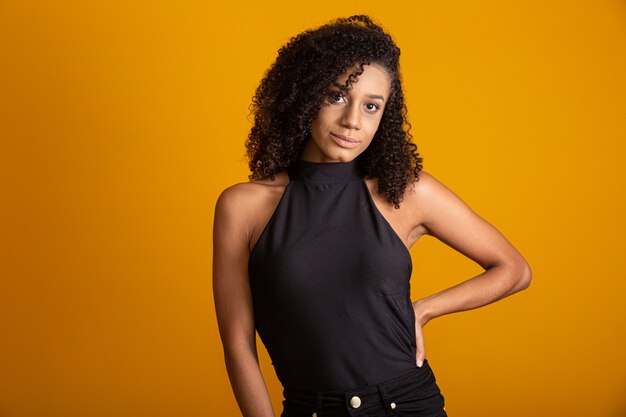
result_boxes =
[1,0,625,416]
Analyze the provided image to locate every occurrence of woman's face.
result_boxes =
[301,63,392,163]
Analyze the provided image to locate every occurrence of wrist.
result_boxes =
[412,299,432,327]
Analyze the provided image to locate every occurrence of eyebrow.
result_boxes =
[366,94,385,102]
[331,83,386,102]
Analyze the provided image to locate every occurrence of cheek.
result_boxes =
[310,116,329,143]
[366,116,384,136]
[311,120,326,139]
[311,111,329,131]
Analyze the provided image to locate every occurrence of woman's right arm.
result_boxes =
[212,185,276,417]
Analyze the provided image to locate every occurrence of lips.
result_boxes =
[331,133,357,143]
[330,132,360,149]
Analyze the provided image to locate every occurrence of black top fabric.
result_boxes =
[248,155,417,391]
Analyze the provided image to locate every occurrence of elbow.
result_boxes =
[516,260,532,291]
[222,336,259,365]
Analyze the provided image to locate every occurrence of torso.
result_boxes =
[245,170,428,255]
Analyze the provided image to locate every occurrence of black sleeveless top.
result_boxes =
[248,156,417,391]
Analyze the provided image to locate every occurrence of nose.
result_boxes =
[340,103,361,130]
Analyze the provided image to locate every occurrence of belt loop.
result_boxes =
[377,383,393,416]
[315,391,324,417]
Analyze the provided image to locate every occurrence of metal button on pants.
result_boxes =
[281,359,447,417]
[349,396,361,409]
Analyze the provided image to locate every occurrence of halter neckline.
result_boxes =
[286,156,365,184]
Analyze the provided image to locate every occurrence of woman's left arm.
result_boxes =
[410,171,532,363]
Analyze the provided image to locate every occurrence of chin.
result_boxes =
[330,150,362,163]
[322,144,352,157]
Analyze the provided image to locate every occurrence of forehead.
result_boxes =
[334,63,391,95]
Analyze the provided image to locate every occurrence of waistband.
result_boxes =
[281,359,444,417]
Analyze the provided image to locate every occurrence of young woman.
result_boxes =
[212,15,531,417]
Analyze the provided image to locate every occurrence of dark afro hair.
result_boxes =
[245,15,423,209]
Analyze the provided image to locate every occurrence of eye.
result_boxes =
[328,91,346,103]
[364,103,380,112]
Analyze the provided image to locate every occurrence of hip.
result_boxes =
[281,359,448,417]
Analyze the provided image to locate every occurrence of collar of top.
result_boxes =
[287,156,365,184]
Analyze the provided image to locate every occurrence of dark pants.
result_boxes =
[281,359,448,417]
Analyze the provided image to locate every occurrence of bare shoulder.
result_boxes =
[404,170,468,211]
[406,170,449,199]
[214,171,290,245]
[216,171,289,210]
[406,169,480,234]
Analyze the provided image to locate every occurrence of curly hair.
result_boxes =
[245,15,423,209]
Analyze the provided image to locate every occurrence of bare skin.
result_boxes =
[213,63,532,417]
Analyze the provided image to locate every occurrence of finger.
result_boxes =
[414,326,425,367]
[416,346,425,367]
[416,355,425,367]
